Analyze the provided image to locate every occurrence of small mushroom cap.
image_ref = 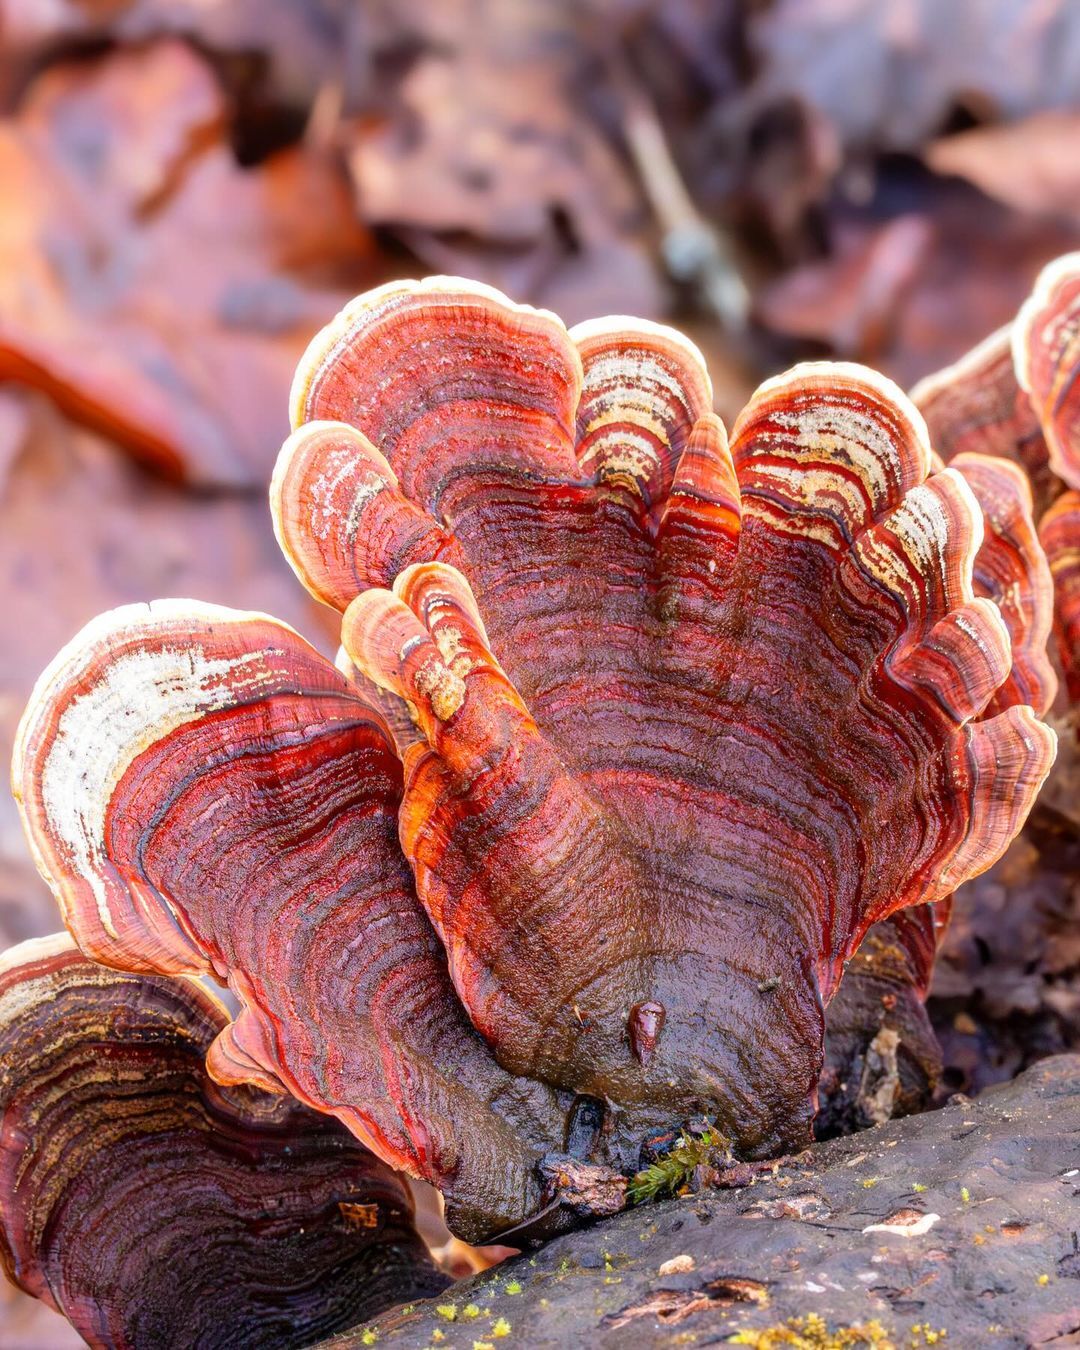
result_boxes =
[12,600,570,1243]
[907,252,1080,734]
[950,453,1057,716]
[910,325,1048,484]
[0,934,446,1349]
[1040,489,1080,703]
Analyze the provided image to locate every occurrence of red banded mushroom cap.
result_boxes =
[1040,489,1080,703]
[0,934,445,1349]
[910,325,1048,480]
[949,452,1056,716]
[12,601,589,1244]
[1014,252,1080,491]
[908,254,1080,718]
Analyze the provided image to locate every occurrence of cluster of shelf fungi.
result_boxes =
[3,259,1080,1346]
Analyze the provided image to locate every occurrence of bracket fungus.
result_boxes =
[818,446,1056,1125]
[911,252,1080,712]
[910,324,1050,489]
[1014,253,1080,493]
[0,934,446,1349]
[947,451,1056,718]
[912,253,1080,499]
[1040,490,1080,703]
[13,278,1056,1249]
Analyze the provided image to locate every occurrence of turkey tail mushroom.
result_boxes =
[910,325,1049,485]
[274,277,1054,1164]
[949,452,1056,717]
[910,252,1080,720]
[0,935,447,1349]
[1041,491,1080,703]
[820,446,1055,1131]
[1014,253,1080,492]
[14,280,1057,1239]
[10,602,583,1244]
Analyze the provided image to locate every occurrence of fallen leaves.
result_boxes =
[759,179,1080,388]
[749,0,1080,151]
[0,39,376,485]
[925,110,1080,221]
[343,1,663,325]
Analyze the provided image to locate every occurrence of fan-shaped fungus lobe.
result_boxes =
[1015,253,1080,492]
[911,253,1080,713]
[0,935,446,1349]
[12,602,578,1243]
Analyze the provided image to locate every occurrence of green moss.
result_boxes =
[627,1125,730,1203]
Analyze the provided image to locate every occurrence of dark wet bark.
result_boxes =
[324,1056,1080,1349]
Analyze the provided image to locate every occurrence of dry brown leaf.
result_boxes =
[756,214,933,358]
[751,0,1080,150]
[0,40,377,485]
[759,182,1080,388]
[925,110,1080,222]
[0,0,350,120]
[343,1,663,323]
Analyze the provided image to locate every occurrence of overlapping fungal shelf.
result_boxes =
[12,605,575,1243]
[949,452,1056,716]
[1041,490,1080,702]
[817,445,1055,1126]
[1015,253,1080,492]
[910,325,1049,481]
[12,278,1057,1251]
[0,935,446,1349]
[912,253,1080,714]
[912,254,1080,501]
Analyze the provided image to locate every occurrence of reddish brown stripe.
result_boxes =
[0,937,445,1349]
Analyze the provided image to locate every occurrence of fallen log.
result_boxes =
[325,1055,1080,1348]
